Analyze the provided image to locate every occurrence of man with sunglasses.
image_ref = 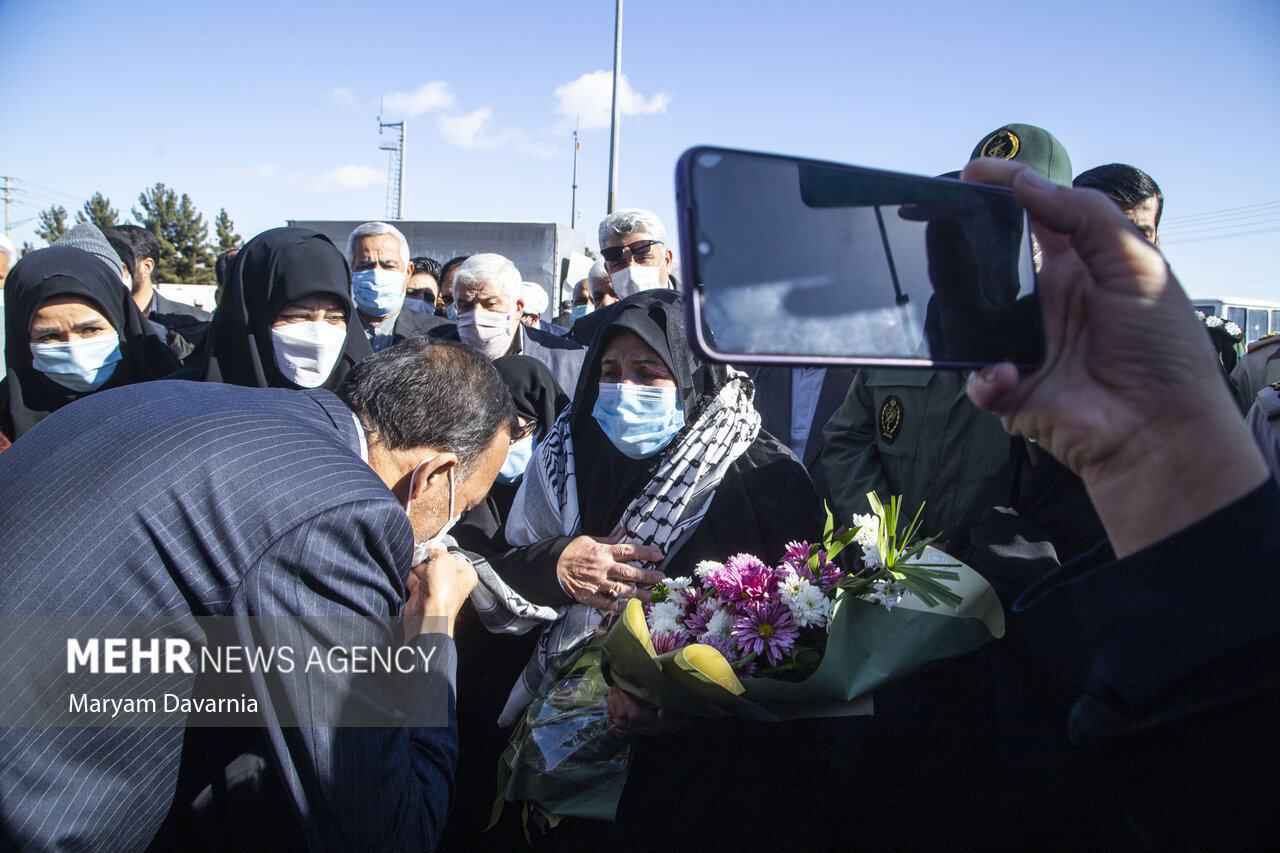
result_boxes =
[570,208,677,345]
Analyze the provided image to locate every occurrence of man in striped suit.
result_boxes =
[0,339,515,851]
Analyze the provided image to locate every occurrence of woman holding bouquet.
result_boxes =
[484,289,827,849]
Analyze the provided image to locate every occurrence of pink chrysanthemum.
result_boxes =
[651,629,693,655]
[731,601,799,666]
[779,540,812,574]
[814,551,843,589]
[718,554,777,614]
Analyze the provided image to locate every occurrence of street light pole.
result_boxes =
[606,0,623,215]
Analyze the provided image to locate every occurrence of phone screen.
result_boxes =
[676,146,1044,369]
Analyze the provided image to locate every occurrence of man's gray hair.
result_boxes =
[587,259,611,287]
[598,208,667,247]
[453,253,523,303]
[346,222,411,268]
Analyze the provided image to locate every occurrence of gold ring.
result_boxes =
[603,580,620,598]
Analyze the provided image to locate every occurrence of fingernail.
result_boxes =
[1019,168,1054,191]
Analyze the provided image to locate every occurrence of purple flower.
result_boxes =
[651,629,692,655]
[779,540,813,574]
[699,631,742,663]
[731,601,799,666]
[717,554,777,614]
[684,599,717,637]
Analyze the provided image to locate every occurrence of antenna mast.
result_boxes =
[377,104,406,220]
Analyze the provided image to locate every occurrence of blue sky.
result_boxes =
[2,0,1278,303]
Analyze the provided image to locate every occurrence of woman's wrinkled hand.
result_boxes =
[556,535,665,611]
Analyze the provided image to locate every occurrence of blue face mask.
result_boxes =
[29,334,123,392]
[445,302,458,321]
[497,434,535,483]
[570,304,593,322]
[351,268,405,318]
[591,383,685,459]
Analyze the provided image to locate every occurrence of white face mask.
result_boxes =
[270,321,347,388]
[30,335,123,392]
[457,306,517,359]
[407,464,459,565]
[608,263,662,299]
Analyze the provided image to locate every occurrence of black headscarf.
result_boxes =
[2,246,179,438]
[451,355,569,556]
[569,289,733,533]
[492,354,569,439]
[201,227,372,389]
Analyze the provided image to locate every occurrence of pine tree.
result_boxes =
[35,205,69,244]
[215,208,242,253]
[76,192,119,229]
[133,183,214,283]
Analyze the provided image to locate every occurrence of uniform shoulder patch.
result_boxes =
[1247,331,1280,352]
[879,395,903,444]
[979,129,1021,160]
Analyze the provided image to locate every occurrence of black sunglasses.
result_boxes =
[600,239,663,264]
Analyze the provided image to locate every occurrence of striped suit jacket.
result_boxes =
[0,381,457,852]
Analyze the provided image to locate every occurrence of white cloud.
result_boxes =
[226,163,278,179]
[554,70,671,130]
[330,87,358,108]
[308,164,385,192]
[382,81,456,118]
[438,107,520,150]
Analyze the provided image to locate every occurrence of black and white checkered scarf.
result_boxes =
[486,373,760,724]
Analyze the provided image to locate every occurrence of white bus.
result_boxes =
[1190,296,1280,344]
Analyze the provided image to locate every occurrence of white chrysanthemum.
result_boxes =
[867,579,905,611]
[694,560,725,582]
[788,583,832,628]
[861,544,885,569]
[647,600,684,634]
[776,571,806,603]
[851,513,880,550]
[665,576,693,591]
[704,608,735,638]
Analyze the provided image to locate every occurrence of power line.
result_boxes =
[1162,224,1280,245]
[1161,199,1280,225]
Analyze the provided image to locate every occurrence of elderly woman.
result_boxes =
[483,290,824,846]
[2,246,178,447]
[202,227,372,389]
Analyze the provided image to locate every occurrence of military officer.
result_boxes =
[1231,332,1280,415]
[821,123,1073,544]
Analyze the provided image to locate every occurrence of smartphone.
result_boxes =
[675,146,1045,369]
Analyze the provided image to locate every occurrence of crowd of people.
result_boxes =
[0,122,1276,851]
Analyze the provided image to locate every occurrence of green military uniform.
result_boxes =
[821,121,1071,547]
[820,368,1012,545]
[1230,332,1280,414]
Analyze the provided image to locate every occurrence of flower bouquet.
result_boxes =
[499,493,1005,823]
[600,492,1005,722]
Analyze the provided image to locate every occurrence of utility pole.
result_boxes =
[377,106,406,220]
[4,175,10,236]
[606,0,623,214]
[570,119,580,229]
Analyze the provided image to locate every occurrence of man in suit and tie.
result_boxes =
[0,338,515,851]
[746,365,856,504]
